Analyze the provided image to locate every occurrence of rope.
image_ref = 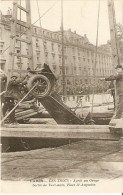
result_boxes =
[0,82,38,124]
[36,0,46,64]
[19,0,22,77]
[91,0,100,114]
[111,0,120,65]
[1,0,58,55]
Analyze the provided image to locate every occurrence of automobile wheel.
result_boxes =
[27,75,51,98]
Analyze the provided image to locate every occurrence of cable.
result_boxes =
[91,0,100,114]
[112,0,120,65]
[33,0,57,26]
[1,0,58,55]
[19,0,22,77]
[36,0,46,64]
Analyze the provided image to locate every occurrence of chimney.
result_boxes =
[68,28,71,32]
[74,30,76,34]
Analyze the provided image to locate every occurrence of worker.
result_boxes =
[2,72,27,124]
[100,65,123,119]
[108,80,115,110]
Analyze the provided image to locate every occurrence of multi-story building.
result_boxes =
[0,11,116,93]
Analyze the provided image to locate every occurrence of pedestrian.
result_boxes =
[100,65,123,119]
[77,90,83,103]
[85,84,90,102]
[2,72,27,124]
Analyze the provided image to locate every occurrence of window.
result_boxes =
[51,43,54,51]
[34,28,37,33]
[37,57,39,62]
[59,56,61,64]
[45,52,48,58]
[73,56,76,61]
[36,42,39,47]
[72,47,75,54]
[37,52,40,57]
[52,53,55,58]
[44,41,47,50]
[17,50,20,59]
[53,65,56,70]
[60,67,62,75]
[58,44,61,52]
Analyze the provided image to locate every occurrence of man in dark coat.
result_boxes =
[100,65,123,119]
[3,72,27,124]
[109,80,115,110]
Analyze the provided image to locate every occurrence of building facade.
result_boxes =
[0,12,115,94]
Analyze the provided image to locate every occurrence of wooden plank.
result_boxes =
[17,20,30,28]
[2,124,109,129]
[28,118,57,124]
[15,109,36,117]
[16,110,42,120]
[1,126,121,140]
[17,5,29,13]
[92,112,113,118]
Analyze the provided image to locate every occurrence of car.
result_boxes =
[27,63,57,98]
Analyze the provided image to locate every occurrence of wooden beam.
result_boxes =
[17,5,29,13]
[2,124,109,129]
[1,125,122,140]
[17,20,30,28]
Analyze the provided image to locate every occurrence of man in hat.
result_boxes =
[3,72,27,124]
[100,65,123,119]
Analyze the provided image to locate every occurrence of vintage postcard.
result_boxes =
[0,0,123,193]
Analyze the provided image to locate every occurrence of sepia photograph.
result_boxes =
[0,0,123,193]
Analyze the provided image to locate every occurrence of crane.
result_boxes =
[9,0,34,77]
[107,0,123,130]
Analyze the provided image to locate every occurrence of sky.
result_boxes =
[0,0,123,45]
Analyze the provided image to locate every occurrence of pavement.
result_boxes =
[1,140,123,181]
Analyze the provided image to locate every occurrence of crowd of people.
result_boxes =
[57,81,110,96]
